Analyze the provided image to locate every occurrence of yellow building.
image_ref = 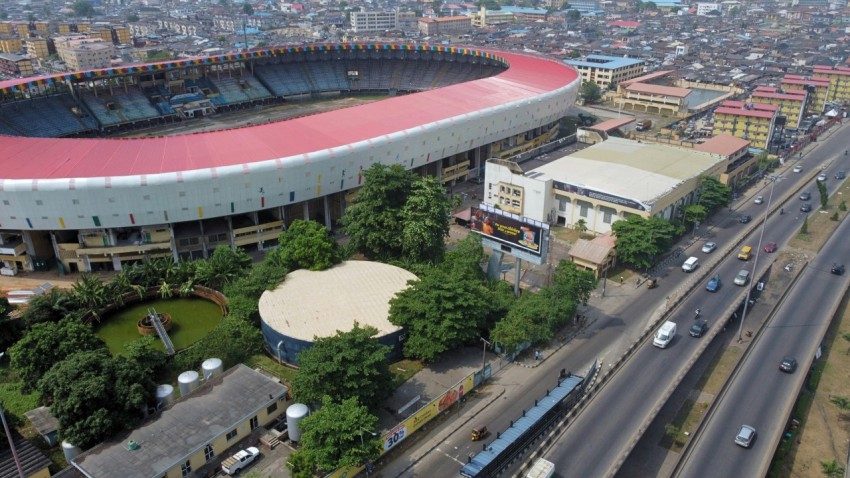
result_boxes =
[89,28,114,43]
[470,7,514,27]
[564,54,646,90]
[57,23,74,34]
[15,23,29,37]
[54,35,114,70]
[750,86,807,128]
[693,133,754,188]
[418,16,472,35]
[0,37,23,54]
[0,53,34,77]
[113,25,131,45]
[71,364,290,478]
[712,100,777,150]
[780,74,830,113]
[0,23,12,35]
[24,37,50,60]
[813,65,850,105]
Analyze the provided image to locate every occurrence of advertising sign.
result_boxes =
[553,180,648,212]
[470,207,543,256]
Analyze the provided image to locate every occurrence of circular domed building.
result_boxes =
[259,261,417,365]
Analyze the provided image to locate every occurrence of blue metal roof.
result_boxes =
[500,6,548,14]
[564,54,644,70]
[460,375,583,477]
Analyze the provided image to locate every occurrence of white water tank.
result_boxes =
[155,384,175,409]
[201,358,224,380]
[62,441,82,462]
[286,403,310,442]
[178,370,200,397]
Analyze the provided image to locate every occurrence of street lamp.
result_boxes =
[358,426,377,447]
[480,337,491,371]
[276,340,284,365]
[737,174,783,342]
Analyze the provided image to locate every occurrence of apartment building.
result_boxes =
[418,16,472,35]
[750,86,807,128]
[351,10,398,32]
[54,35,115,71]
[780,74,829,113]
[0,53,34,77]
[812,65,850,106]
[0,37,23,54]
[24,38,50,60]
[564,54,646,90]
[712,100,778,150]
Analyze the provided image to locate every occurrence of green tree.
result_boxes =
[801,216,809,235]
[287,450,317,478]
[299,396,382,472]
[72,0,95,17]
[400,176,452,263]
[830,396,850,410]
[579,80,602,104]
[817,178,828,208]
[611,215,678,270]
[389,258,497,361]
[277,219,341,271]
[39,350,154,449]
[0,12,7,20]
[574,218,588,234]
[567,9,580,21]
[127,13,139,22]
[10,318,106,392]
[550,260,597,310]
[696,177,732,212]
[242,3,254,15]
[432,0,444,16]
[491,291,553,349]
[174,317,263,370]
[71,273,109,322]
[683,204,707,229]
[21,288,76,327]
[839,200,847,212]
[194,245,252,291]
[0,298,21,352]
[821,459,845,478]
[292,324,393,408]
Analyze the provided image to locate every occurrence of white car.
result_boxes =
[817,173,828,182]
[793,165,803,173]
[701,241,717,253]
[754,195,764,204]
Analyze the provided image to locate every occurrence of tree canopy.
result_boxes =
[9,318,106,393]
[579,80,602,104]
[341,164,450,263]
[292,324,393,408]
[696,176,732,213]
[174,316,263,371]
[611,215,678,270]
[276,219,341,271]
[39,350,154,449]
[72,0,95,17]
[194,245,252,291]
[297,396,382,472]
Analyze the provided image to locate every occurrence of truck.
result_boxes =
[221,447,260,475]
[635,119,652,131]
[525,458,555,478]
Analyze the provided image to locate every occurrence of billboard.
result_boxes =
[470,207,544,256]
[553,180,648,211]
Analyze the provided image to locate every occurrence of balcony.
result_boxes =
[0,242,26,256]
[233,220,284,247]
[442,161,470,183]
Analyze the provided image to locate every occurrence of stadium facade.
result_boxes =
[0,43,579,273]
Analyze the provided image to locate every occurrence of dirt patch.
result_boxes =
[788,179,850,253]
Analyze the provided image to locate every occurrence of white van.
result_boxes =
[653,321,677,348]
[682,256,699,272]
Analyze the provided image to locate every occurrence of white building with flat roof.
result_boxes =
[483,136,727,234]
[351,10,399,32]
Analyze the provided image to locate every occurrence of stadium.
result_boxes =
[0,43,579,273]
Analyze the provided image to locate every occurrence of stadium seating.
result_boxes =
[0,95,96,137]
[254,64,312,97]
[81,87,161,126]
[209,76,272,105]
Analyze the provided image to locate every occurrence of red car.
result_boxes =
[764,242,777,253]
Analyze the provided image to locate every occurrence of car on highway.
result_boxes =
[793,165,803,173]
[706,275,721,292]
[701,241,717,253]
[763,242,777,253]
[754,195,764,204]
[689,321,709,338]
[800,192,811,201]
[801,203,813,213]
[739,215,751,224]
[734,270,750,286]
[832,263,846,275]
[779,356,798,373]
[818,173,828,182]
[734,425,757,448]
[837,171,847,180]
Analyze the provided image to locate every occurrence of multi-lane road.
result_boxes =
[541,130,850,478]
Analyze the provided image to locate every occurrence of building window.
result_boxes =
[204,444,214,461]
[602,208,614,224]
[267,403,278,415]
[226,429,238,441]
[181,460,192,477]
[250,416,259,430]
[580,203,589,218]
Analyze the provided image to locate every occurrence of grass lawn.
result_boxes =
[390,359,424,389]
[788,179,850,252]
[245,354,297,384]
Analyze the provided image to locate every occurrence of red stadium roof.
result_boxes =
[0,50,578,181]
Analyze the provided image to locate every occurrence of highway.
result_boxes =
[541,128,850,478]
[674,216,850,477]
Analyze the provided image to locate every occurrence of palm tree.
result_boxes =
[821,459,844,478]
[22,289,76,326]
[71,273,109,322]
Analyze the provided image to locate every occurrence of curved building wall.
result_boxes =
[261,321,404,365]
[0,47,578,233]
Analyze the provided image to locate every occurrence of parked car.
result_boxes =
[818,173,828,182]
[779,356,798,373]
[739,215,752,224]
[763,242,777,253]
[706,275,721,292]
[701,241,717,253]
[836,171,846,180]
[734,269,750,286]
[793,165,803,173]
[689,321,709,338]
[832,263,846,275]
[800,192,811,201]
[754,195,764,204]
[801,203,813,212]
[735,425,757,448]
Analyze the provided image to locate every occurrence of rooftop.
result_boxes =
[625,82,692,98]
[564,54,645,70]
[72,365,288,478]
[693,133,750,156]
[258,261,416,340]
[529,137,724,207]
